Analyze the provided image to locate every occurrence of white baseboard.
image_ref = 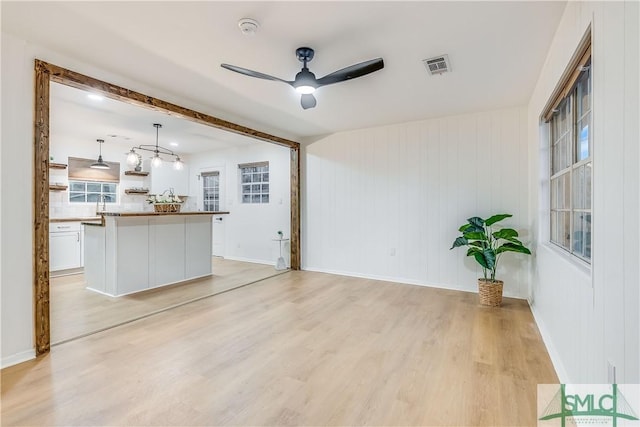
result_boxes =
[1,348,35,369]
[301,266,527,300]
[528,300,570,383]
[224,256,275,267]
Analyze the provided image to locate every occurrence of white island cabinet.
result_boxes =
[84,212,225,297]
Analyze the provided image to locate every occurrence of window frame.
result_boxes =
[238,161,269,204]
[68,180,118,204]
[201,171,221,212]
[546,44,592,264]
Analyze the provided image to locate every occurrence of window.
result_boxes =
[239,162,269,204]
[69,181,118,204]
[546,40,591,262]
[202,171,220,212]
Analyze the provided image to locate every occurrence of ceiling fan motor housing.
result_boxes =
[296,47,315,64]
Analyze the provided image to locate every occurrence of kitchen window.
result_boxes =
[239,162,269,204]
[543,34,591,262]
[202,171,220,212]
[69,181,118,204]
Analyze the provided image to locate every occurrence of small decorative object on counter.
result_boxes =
[146,188,184,213]
[277,230,284,239]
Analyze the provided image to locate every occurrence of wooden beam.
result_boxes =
[36,60,299,149]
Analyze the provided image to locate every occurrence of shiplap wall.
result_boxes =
[302,107,530,298]
[528,1,639,383]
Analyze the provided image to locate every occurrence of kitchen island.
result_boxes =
[83,211,228,297]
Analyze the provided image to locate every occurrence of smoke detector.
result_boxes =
[238,18,259,36]
[422,54,451,75]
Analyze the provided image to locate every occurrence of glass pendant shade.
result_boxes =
[174,157,184,170]
[151,153,163,168]
[126,149,139,166]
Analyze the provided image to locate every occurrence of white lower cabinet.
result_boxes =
[50,222,82,271]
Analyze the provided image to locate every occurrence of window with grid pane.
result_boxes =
[549,56,592,262]
[202,171,220,212]
[69,181,118,204]
[239,162,269,204]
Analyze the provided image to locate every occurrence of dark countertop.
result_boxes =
[98,211,229,217]
[82,221,105,227]
[51,217,101,223]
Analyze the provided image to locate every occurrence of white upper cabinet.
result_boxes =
[145,160,190,196]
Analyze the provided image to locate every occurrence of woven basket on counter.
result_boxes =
[153,203,182,213]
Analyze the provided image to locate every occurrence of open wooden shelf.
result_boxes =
[124,189,149,195]
[124,171,149,176]
[49,163,68,170]
[49,185,68,191]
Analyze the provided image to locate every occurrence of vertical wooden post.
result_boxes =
[290,147,301,270]
[34,60,51,355]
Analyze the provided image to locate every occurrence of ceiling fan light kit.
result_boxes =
[221,47,384,109]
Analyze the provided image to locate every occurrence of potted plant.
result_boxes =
[450,213,531,306]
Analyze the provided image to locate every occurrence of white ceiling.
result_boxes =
[50,82,258,155]
[2,1,566,140]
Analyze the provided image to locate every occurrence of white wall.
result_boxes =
[527,1,639,383]
[188,142,291,265]
[302,107,530,298]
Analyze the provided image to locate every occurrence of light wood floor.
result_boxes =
[2,271,557,426]
[51,258,282,343]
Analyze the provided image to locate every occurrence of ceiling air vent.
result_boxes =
[422,54,451,75]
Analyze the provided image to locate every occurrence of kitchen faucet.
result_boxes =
[96,194,106,213]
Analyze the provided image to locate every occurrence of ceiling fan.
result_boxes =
[221,47,384,110]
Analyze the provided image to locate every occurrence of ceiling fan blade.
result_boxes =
[301,94,317,110]
[220,64,292,85]
[316,58,384,87]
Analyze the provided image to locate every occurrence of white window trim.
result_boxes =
[68,180,118,204]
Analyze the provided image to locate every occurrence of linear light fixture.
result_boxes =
[126,124,184,170]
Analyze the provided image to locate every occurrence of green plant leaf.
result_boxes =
[450,236,468,249]
[473,248,496,270]
[469,241,484,248]
[492,228,519,240]
[482,248,496,269]
[473,252,490,269]
[459,223,471,232]
[496,242,532,255]
[485,213,512,226]
[466,247,482,257]
[503,237,524,245]
[468,217,485,228]
[463,231,488,241]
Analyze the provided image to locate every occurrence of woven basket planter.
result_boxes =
[478,279,504,306]
[153,203,181,213]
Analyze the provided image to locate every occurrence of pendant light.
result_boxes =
[126,124,186,170]
[90,139,110,169]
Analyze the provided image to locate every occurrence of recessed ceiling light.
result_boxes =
[87,94,104,101]
[170,142,179,147]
